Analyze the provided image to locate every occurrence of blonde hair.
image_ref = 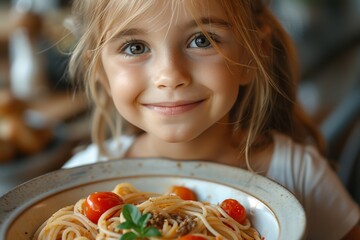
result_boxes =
[67,0,325,164]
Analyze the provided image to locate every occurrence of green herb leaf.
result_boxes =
[144,227,161,237]
[118,204,162,240]
[119,231,138,240]
[122,204,141,224]
[138,212,151,228]
[118,221,137,230]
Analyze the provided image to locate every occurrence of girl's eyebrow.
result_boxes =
[110,28,146,41]
[109,17,230,41]
[187,17,231,29]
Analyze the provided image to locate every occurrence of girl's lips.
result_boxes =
[143,100,204,115]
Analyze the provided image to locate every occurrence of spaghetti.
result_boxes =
[33,183,262,240]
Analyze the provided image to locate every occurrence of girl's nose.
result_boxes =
[153,54,191,89]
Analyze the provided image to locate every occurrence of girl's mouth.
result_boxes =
[143,100,205,115]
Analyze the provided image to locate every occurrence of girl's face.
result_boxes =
[101,0,249,143]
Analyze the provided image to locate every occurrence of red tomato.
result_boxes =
[220,199,247,224]
[83,192,124,223]
[178,235,207,240]
[170,186,197,201]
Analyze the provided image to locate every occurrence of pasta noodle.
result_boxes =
[33,183,262,240]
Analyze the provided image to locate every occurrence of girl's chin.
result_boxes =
[155,135,196,144]
[148,130,202,144]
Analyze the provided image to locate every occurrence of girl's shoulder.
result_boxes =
[62,135,136,168]
[266,131,340,202]
[269,132,327,173]
[267,132,332,188]
[269,132,359,239]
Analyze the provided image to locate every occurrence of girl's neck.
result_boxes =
[127,120,245,167]
[126,120,274,171]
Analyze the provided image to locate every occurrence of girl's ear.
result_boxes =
[97,64,112,97]
[95,63,112,96]
[259,25,272,55]
[239,60,256,86]
[237,25,272,86]
[97,69,112,96]
[86,50,112,96]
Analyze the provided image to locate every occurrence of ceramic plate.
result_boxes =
[0,158,306,239]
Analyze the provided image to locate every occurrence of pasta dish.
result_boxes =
[33,183,262,240]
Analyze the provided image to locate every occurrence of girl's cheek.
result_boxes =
[108,68,146,100]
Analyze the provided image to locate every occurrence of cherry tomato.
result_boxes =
[83,192,124,223]
[170,186,197,201]
[178,235,207,240]
[220,199,247,224]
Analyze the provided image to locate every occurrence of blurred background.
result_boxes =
[0,0,359,204]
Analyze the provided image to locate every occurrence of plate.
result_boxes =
[0,158,306,239]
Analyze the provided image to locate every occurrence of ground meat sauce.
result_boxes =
[149,212,197,236]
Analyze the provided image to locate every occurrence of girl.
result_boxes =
[63,0,360,239]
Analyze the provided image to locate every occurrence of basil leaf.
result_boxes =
[118,204,162,239]
[130,205,141,224]
[121,205,134,223]
[122,204,141,224]
[144,227,161,237]
[138,212,151,228]
[119,231,138,240]
[117,221,137,230]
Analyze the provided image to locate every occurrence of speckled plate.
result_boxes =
[0,158,306,239]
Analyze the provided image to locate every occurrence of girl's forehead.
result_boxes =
[104,0,229,33]
[106,0,226,15]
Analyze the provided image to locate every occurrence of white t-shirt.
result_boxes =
[63,133,359,240]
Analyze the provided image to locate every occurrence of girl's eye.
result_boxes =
[188,33,215,48]
[121,42,149,55]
